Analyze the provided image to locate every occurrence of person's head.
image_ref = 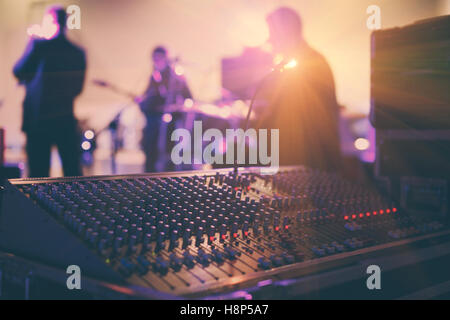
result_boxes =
[152,46,169,71]
[46,5,67,34]
[266,7,304,54]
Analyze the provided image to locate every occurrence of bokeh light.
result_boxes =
[354,138,370,151]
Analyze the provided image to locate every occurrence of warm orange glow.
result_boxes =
[283,59,298,70]
[273,54,284,66]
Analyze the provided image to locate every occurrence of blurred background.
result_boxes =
[1,0,449,177]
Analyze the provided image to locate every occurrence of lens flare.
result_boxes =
[283,59,298,70]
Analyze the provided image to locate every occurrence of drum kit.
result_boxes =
[87,79,252,173]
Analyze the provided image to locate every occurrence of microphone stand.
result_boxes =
[93,82,139,174]
[96,103,133,175]
[233,64,285,176]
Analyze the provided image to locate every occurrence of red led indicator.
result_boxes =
[344,216,349,220]
[393,207,397,213]
[386,208,390,214]
[352,214,356,219]
[285,225,289,230]
[275,226,280,231]
[233,233,238,238]
[366,212,371,217]
[221,234,226,240]
[209,236,215,241]
[244,231,248,236]
[359,213,364,218]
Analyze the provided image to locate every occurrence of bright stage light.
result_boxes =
[354,138,370,151]
[84,130,95,140]
[272,58,298,72]
[27,13,59,40]
[162,113,173,123]
[81,141,92,151]
[283,59,298,70]
[175,65,185,76]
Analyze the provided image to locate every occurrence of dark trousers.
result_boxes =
[142,115,177,172]
[25,120,82,177]
[142,119,160,172]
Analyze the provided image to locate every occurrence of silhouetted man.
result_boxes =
[13,5,86,177]
[256,7,342,171]
[138,46,192,172]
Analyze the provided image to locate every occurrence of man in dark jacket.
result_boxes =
[256,7,342,172]
[13,5,86,177]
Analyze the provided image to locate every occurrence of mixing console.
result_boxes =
[0,166,447,298]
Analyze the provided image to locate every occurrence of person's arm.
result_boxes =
[13,40,40,84]
[139,77,165,114]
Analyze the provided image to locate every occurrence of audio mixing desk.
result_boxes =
[1,166,449,299]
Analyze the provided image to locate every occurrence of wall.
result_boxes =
[0,0,448,150]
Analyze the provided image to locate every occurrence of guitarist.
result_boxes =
[138,46,192,172]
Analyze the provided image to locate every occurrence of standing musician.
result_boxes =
[13,5,86,177]
[138,46,192,172]
[256,7,342,172]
